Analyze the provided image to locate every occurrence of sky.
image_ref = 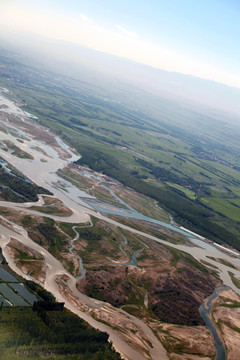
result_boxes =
[0,0,240,88]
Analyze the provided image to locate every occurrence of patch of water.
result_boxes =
[9,283,38,305]
[56,137,79,161]
[0,267,18,282]
[0,283,28,306]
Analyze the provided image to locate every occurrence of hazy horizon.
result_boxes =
[0,0,240,88]
[1,29,240,118]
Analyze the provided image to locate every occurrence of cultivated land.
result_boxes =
[0,47,240,359]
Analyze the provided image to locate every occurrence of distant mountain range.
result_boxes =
[1,29,240,118]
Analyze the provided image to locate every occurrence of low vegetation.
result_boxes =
[228,272,240,289]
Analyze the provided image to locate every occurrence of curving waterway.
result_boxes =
[199,286,228,360]
[69,225,89,280]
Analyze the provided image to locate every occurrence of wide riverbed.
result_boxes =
[0,90,240,359]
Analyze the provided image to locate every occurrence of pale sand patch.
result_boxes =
[214,306,240,329]
[219,323,240,360]
[212,290,240,360]
[212,289,240,360]
[56,275,89,312]
[92,307,152,360]
[218,289,240,303]
[151,322,215,359]
[6,238,46,283]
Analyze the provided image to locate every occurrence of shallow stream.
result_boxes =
[199,286,228,360]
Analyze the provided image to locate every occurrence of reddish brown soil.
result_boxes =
[77,237,221,326]
[77,265,140,306]
[148,267,217,325]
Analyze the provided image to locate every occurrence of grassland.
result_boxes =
[166,182,196,200]
[201,196,240,222]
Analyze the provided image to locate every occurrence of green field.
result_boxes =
[166,182,196,200]
[201,197,240,222]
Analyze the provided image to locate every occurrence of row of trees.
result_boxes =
[16,281,122,359]
[1,305,121,359]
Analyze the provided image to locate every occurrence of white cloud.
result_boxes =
[116,24,137,38]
